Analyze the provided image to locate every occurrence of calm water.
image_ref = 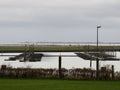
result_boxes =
[0,52,120,71]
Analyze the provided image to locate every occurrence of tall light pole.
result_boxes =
[96,25,101,79]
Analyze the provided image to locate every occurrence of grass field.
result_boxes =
[0,45,120,52]
[0,79,120,90]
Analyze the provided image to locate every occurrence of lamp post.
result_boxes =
[96,25,101,79]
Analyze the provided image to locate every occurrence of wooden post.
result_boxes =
[90,60,92,68]
[112,65,114,79]
[58,56,62,78]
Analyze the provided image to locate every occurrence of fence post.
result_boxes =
[58,56,62,78]
[112,65,114,79]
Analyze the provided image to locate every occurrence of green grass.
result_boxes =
[0,45,120,52]
[0,79,120,90]
[0,46,86,51]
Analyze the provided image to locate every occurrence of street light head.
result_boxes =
[97,25,101,28]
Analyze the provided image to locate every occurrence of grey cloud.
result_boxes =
[0,0,120,43]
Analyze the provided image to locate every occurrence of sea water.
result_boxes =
[0,52,120,71]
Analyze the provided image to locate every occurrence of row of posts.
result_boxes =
[58,56,114,79]
[23,44,114,79]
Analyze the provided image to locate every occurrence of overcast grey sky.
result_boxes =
[0,0,120,43]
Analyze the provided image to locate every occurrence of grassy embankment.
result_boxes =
[0,45,120,52]
[0,79,120,90]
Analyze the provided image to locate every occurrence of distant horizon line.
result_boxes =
[0,41,120,45]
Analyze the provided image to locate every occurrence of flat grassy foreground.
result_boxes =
[0,79,120,90]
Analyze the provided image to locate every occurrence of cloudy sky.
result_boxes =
[0,0,120,43]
